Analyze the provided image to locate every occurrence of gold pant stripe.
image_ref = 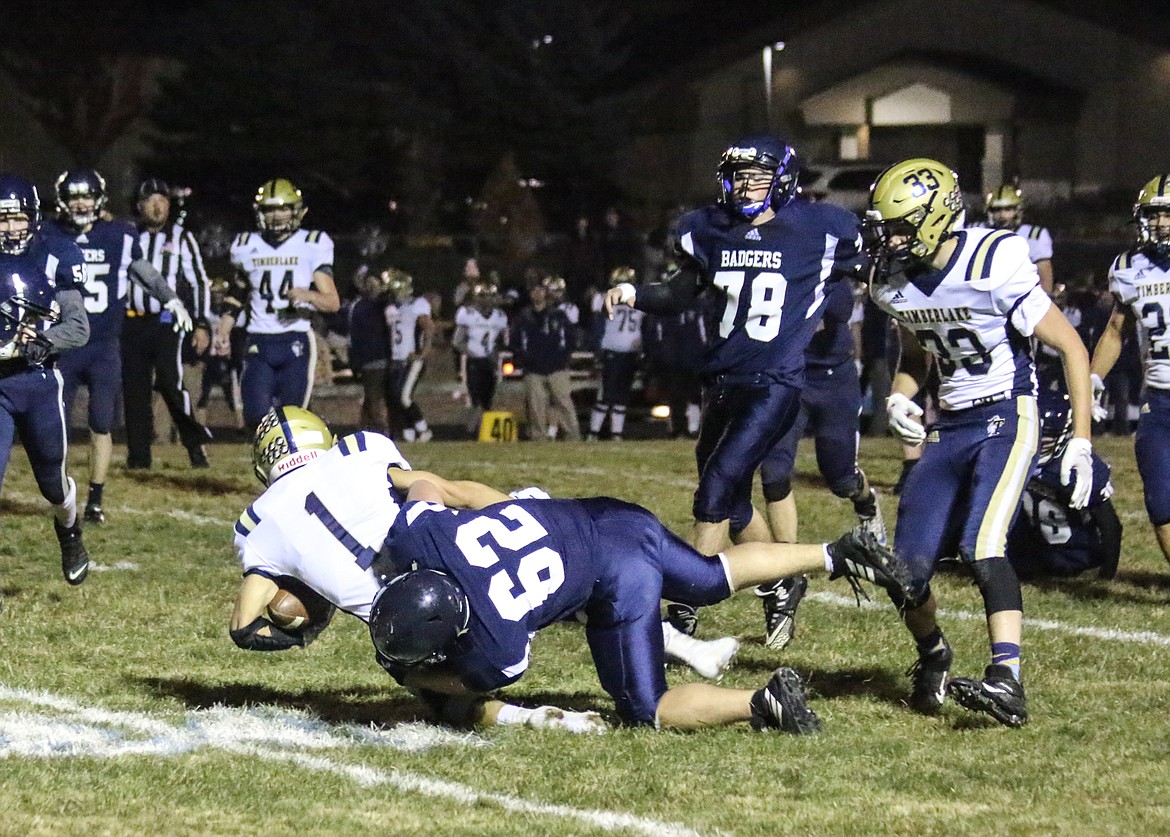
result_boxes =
[975,395,1038,560]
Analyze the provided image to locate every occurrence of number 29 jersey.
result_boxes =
[1108,248,1170,390]
[673,201,861,383]
[230,229,334,334]
[870,228,1052,411]
[233,431,410,621]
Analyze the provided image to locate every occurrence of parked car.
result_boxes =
[799,162,892,214]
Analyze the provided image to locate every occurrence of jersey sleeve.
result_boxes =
[1031,226,1054,262]
[415,296,433,317]
[314,231,335,273]
[980,234,1050,336]
[234,505,287,579]
[455,307,470,328]
[672,209,710,273]
[1108,252,1140,306]
[47,237,87,291]
[335,430,411,471]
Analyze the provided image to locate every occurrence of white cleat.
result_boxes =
[858,489,888,546]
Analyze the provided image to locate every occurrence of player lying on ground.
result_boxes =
[369,477,916,733]
[228,407,737,731]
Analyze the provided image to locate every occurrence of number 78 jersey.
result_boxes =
[230,229,334,334]
[1108,248,1170,390]
[870,228,1052,411]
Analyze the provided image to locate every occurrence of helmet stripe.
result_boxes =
[275,406,298,453]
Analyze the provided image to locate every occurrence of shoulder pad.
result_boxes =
[335,431,411,470]
[964,229,1018,284]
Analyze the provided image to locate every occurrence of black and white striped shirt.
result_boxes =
[133,224,211,321]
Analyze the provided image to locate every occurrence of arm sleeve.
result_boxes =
[632,265,705,315]
[128,258,178,303]
[44,288,89,351]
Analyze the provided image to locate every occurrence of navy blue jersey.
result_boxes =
[42,218,142,341]
[673,201,861,382]
[384,497,609,691]
[806,276,856,369]
[0,232,86,297]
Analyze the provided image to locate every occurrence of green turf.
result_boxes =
[1,435,1168,836]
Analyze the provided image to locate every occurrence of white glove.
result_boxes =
[886,393,926,445]
[164,298,193,333]
[1061,437,1094,509]
[1090,373,1108,423]
[604,283,637,316]
[525,706,607,734]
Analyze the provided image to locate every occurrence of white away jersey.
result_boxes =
[1108,248,1170,390]
[233,431,410,621]
[601,305,643,352]
[455,305,508,358]
[970,222,1053,265]
[871,228,1051,411]
[230,229,334,334]
[385,295,432,361]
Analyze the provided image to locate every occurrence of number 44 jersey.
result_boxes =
[870,228,1052,410]
[230,228,334,334]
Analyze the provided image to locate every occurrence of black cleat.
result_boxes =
[83,503,105,525]
[757,575,808,651]
[906,642,953,715]
[664,603,698,637]
[828,527,915,603]
[55,519,89,586]
[947,664,1028,727]
[750,667,821,734]
[188,444,210,468]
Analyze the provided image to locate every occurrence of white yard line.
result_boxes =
[0,685,707,837]
[809,591,1170,646]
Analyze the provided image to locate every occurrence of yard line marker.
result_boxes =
[808,592,1170,646]
[0,685,708,837]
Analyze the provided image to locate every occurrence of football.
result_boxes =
[267,588,310,631]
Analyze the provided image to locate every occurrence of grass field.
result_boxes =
[2,434,1170,836]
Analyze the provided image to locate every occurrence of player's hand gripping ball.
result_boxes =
[268,589,311,630]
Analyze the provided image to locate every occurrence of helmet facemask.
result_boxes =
[0,211,34,256]
[254,179,306,241]
[55,170,107,230]
[1137,206,1170,260]
[717,137,799,221]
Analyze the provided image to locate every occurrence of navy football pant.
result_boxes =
[58,337,122,434]
[761,360,862,498]
[895,396,1038,594]
[1136,388,1170,526]
[241,332,316,429]
[582,502,733,726]
[694,378,801,528]
[0,367,70,505]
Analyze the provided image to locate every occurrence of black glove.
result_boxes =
[230,616,305,651]
[22,336,52,367]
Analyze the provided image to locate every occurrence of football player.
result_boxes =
[0,174,92,585]
[587,268,643,442]
[229,407,735,732]
[605,135,862,558]
[1006,390,1121,581]
[1090,174,1170,571]
[381,269,435,442]
[983,184,1056,295]
[452,280,507,438]
[369,477,915,732]
[44,169,194,524]
[866,158,1095,727]
[214,179,340,430]
[752,274,886,651]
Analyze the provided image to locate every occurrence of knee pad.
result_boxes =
[762,476,792,504]
[886,580,932,612]
[967,555,1023,616]
[828,468,865,501]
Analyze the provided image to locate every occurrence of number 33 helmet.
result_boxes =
[865,158,965,270]
[254,178,306,238]
[252,406,335,485]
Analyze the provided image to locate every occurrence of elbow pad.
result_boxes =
[230,616,305,651]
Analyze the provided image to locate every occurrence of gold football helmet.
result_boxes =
[380,268,414,303]
[985,183,1023,230]
[609,266,637,287]
[542,275,567,298]
[1134,175,1170,257]
[865,158,965,270]
[252,406,335,486]
[253,178,306,237]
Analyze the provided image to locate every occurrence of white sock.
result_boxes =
[495,703,534,726]
[823,544,834,572]
[53,476,77,528]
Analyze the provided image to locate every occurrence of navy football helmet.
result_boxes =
[0,174,40,256]
[717,134,799,221]
[55,169,108,229]
[369,569,470,667]
[1036,389,1073,465]
[0,277,59,365]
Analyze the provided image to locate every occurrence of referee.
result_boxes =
[122,177,213,470]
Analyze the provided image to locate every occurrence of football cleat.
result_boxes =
[83,503,105,525]
[664,603,698,637]
[749,667,821,734]
[55,519,89,586]
[906,642,953,715]
[827,527,915,603]
[188,444,210,469]
[856,488,887,545]
[947,664,1028,727]
[757,575,808,651]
